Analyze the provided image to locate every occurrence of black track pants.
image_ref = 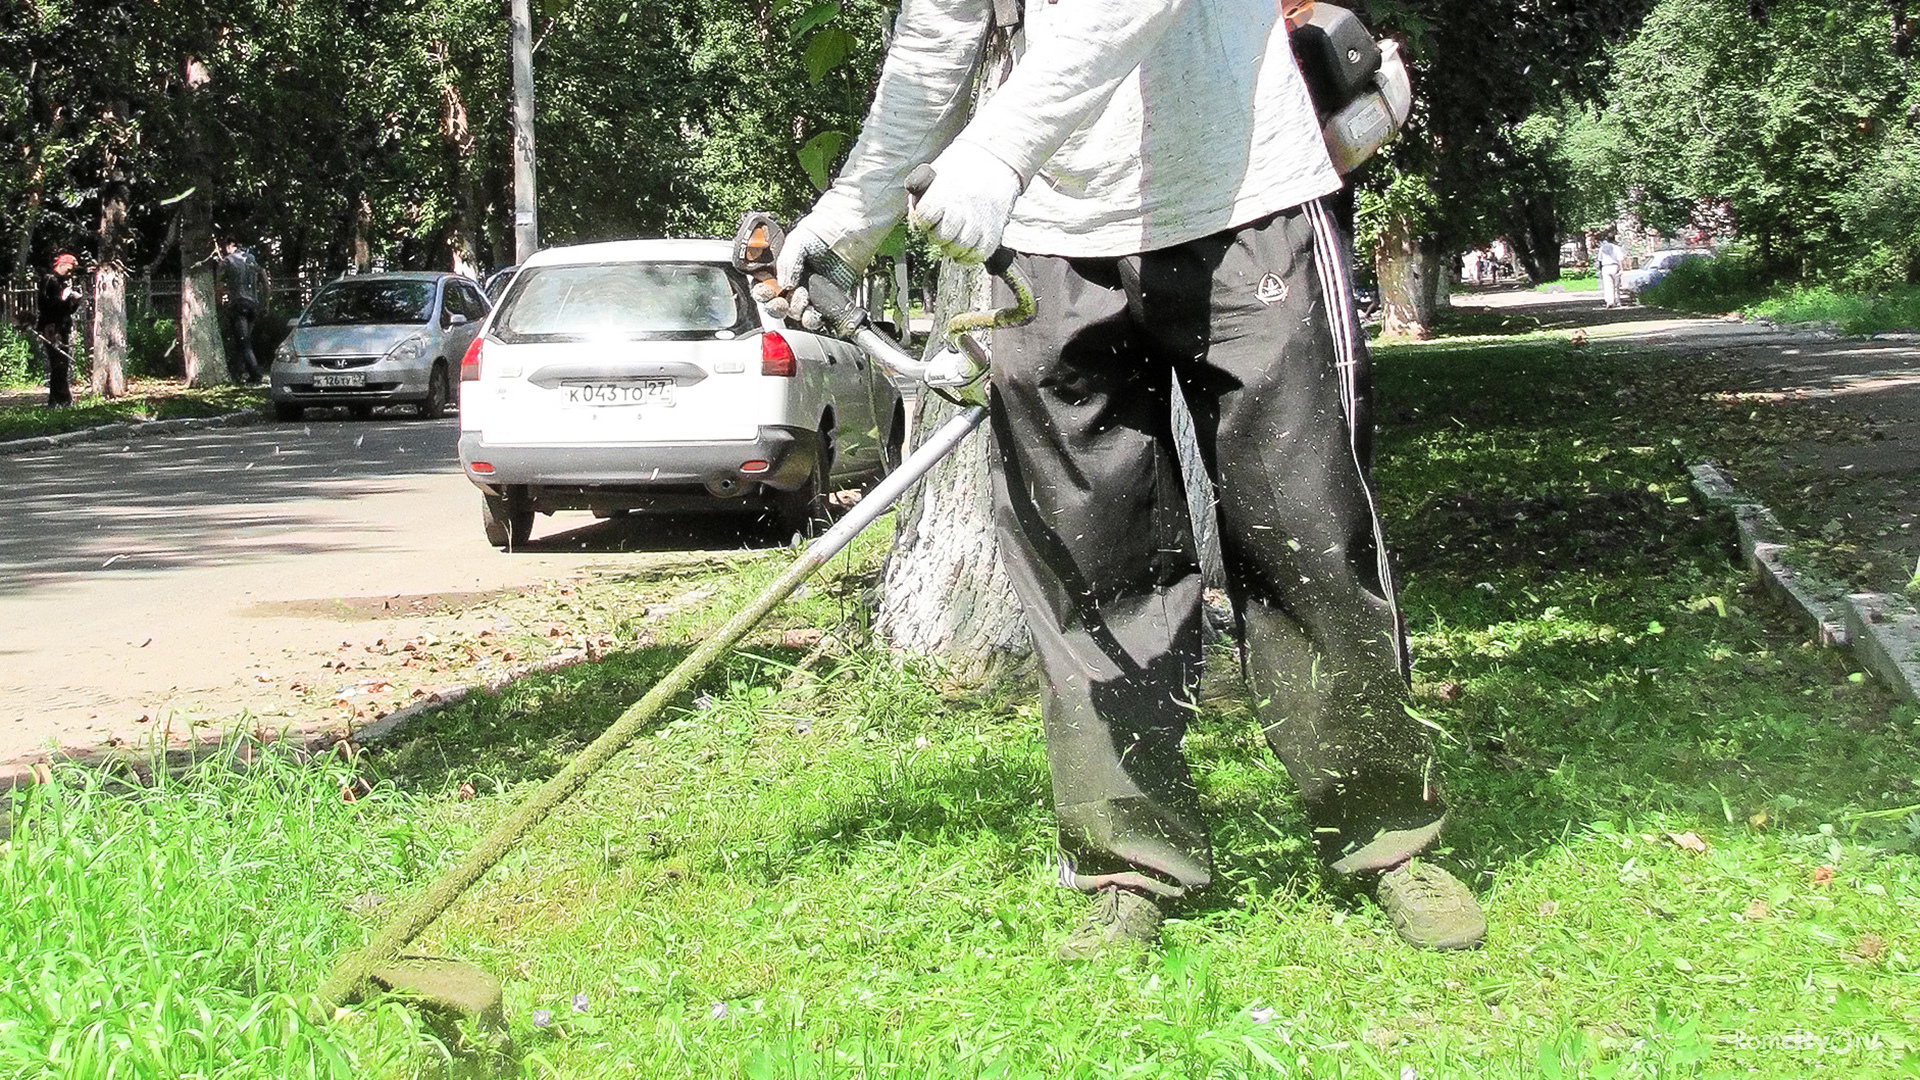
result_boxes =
[988,200,1444,900]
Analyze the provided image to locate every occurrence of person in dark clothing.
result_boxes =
[776,0,1485,958]
[36,253,82,408]
[216,240,267,383]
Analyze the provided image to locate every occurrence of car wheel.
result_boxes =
[774,428,834,541]
[348,404,375,420]
[418,363,450,420]
[481,493,535,550]
[272,402,304,422]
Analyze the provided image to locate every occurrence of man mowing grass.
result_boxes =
[776,0,1485,958]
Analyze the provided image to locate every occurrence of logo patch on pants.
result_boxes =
[1256,272,1289,306]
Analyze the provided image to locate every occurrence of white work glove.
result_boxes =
[1322,39,1413,175]
[908,141,1022,265]
[767,219,862,333]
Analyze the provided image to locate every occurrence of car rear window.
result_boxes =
[491,262,753,343]
[303,280,436,326]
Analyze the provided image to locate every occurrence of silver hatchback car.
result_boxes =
[269,272,489,420]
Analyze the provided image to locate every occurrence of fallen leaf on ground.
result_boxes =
[1855,933,1886,960]
[1811,865,1835,886]
[1744,900,1769,919]
[1667,831,1708,854]
[457,782,476,800]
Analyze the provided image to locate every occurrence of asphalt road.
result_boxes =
[0,410,772,763]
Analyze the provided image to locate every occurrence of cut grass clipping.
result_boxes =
[6,335,1920,1077]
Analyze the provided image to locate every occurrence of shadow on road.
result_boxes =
[0,414,457,594]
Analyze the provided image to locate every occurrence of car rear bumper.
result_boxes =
[459,426,818,497]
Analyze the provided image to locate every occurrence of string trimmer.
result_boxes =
[316,175,1032,1024]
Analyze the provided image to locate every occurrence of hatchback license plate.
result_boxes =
[313,373,366,388]
[565,379,675,407]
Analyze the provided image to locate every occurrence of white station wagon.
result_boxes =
[457,239,906,548]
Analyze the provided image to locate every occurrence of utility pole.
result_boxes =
[510,0,538,262]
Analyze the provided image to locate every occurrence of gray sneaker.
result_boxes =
[1376,861,1486,950]
[1057,886,1163,961]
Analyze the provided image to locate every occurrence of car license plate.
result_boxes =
[564,379,675,407]
[313,373,366,388]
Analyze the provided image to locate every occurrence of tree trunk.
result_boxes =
[1505,193,1561,284]
[11,150,48,291]
[352,191,374,274]
[180,203,225,387]
[90,170,131,397]
[440,75,483,276]
[1375,212,1440,339]
[875,259,1031,685]
[178,55,226,387]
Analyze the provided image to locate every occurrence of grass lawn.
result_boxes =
[1536,272,1598,292]
[6,332,1919,1077]
[0,378,263,442]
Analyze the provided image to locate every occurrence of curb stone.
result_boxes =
[1844,595,1920,705]
[1689,462,1920,702]
[0,406,266,456]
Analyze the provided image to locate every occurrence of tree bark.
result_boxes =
[91,170,131,398]
[352,191,374,274]
[439,69,483,275]
[11,149,49,292]
[875,259,1031,686]
[180,204,225,387]
[178,54,226,387]
[1375,211,1441,339]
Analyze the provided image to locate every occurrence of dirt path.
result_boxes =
[1453,287,1920,596]
[0,412,782,765]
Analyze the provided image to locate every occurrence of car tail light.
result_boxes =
[761,331,797,377]
[738,460,770,474]
[460,336,484,381]
[470,461,494,474]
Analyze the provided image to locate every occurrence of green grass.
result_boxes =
[0,382,264,442]
[8,340,1920,1077]
[1,752,453,1075]
[1535,271,1598,292]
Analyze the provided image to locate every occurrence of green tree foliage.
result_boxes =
[1358,0,1660,283]
[1609,0,1919,286]
[2,0,892,288]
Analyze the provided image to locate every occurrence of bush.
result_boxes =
[1641,250,1920,335]
[1639,249,1773,314]
[0,323,34,387]
[1752,283,1920,335]
[126,306,179,379]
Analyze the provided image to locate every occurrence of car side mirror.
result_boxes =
[448,313,469,328]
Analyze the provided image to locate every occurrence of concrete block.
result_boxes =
[1844,593,1920,703]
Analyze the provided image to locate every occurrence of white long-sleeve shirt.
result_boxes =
[809,0,1342,263]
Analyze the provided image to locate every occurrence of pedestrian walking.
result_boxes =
[216,240,268,383]
[1596,232,1627,309]
[776,0,1485,958]
[36,253,82,408]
